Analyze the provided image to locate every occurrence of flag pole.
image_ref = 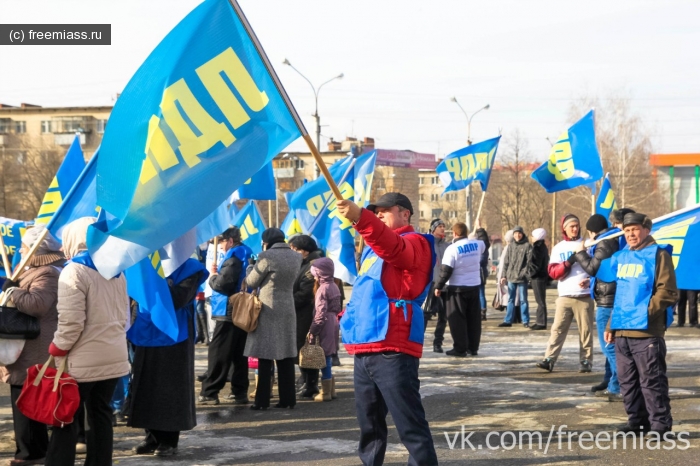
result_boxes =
[10,229,49,282]
[0,234,12,278]
[551,193,557,245]
[475,191,486,227]
[213,236,219,272]
[591,192,595,215]
[227,0,342,201]
[306,154,358,236]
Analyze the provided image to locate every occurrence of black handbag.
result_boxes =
[0,306,40,340]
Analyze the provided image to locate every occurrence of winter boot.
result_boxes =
[481,309,487,321]
[300,369,319,399]
[331,376,337,400]
[314,379,332,402]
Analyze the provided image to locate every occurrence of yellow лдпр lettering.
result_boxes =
[240,215,259,241]
[547,131,574,181]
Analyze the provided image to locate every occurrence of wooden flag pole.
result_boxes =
[474,192,486,227]
[213,236,219,272]
[591,192,596,215]
[0,234,12,278]
[10,228,49,282]
[551,193,557,244]
[227,0,343,202]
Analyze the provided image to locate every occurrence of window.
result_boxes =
[446,193,457,202]
[0,119,11,133]
[448,211,458,219]
[294,159,304,170]
[419,177,425,185]
[97,119,107,133]
[420,210,425,218]
[41,120,52,133]
[419,194,425,201]
[431,209,442,218]
[430,193,438,202]
[61,119,84,132]
[14,121,26,133]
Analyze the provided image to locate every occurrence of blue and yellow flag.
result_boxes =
[651,205,700,290]
[288,151,376,284]
[0,218,28,277]
[87,0,301,278]
[232,162,276,201]
[232,200,266,254]
[531,110,603,193]
[46,151,99,242]
[595,173,617,222]
[36,135,86,225]
[436,136,500,193]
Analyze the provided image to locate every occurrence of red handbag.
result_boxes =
[16,355,80,427]
[248,356,258,369]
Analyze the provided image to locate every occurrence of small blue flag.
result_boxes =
[232,200,266,254]
[46,151,99,242]
[288,151,376,284]
[531,110,603,193]
[35,135,86,225]
[595,173,617,222]
[88,0,301,278]
[232,162,276,201]
[436,136,501,193]
[0,218,28,277]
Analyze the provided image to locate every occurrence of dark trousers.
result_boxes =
[201,321,249,399]
[433,304,447,347]
[677,289,698,325]
[445,286,482,354]
[616,336,672,431]
[531,279,548,327]
[145,429,180,448]
[46,377,119,466]
[354,353,438,466]
[256,357,295,408]
[10,385,48,461]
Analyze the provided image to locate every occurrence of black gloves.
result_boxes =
[1,279,19,292]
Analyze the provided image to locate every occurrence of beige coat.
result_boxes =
[52,218,130,382]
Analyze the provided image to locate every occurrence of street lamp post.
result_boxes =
[450,98,490,230]
[283,59,343,178]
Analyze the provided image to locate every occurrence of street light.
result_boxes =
[450,97,490,229]
[283,58,343,178]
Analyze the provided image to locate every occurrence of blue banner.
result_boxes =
[651,206,700,290]
[0,218,28,277]
[288,151,376,284]
[36,135,86,225]
[531,110,603,193]
[595,173,617,222]
[436,136,501,193]
[232,162,276,201]
[87,0,301,278]
[232,200,266,254]
[46,152,99,242]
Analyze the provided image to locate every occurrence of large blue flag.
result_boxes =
[36,135,86,225]
[436,136,500,193]
[288,151,376,284]
[651,205,700,290]
[88,0,301,278]
[595,173,617,222]
[231,162,276,201]
[0,218,28,277]
[46,151,99,242]
[531,110,603,193]
[233,200,266,254]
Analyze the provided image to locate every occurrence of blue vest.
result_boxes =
[127,258,208,347]
[610,244,674,330]
[341,233,435,345]
[210,244,253,318]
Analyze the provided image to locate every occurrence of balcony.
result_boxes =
[54,133,86,146]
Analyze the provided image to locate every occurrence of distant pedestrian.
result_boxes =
[499,226,532,328]
[423,218,449,353]
[527,228,549,330]
[475,227,491,321]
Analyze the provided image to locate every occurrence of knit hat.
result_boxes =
[513,225,524,234]
[429,218,445,233]
[261,228,285,248]
[21,225,61,256]
[585,214,608,234]
[531,228,547,242]
[562,214,580,230]
[623,213,652,230]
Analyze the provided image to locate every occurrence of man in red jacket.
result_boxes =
[338,193,438,466]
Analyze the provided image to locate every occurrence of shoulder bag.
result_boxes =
[230,282,262,332]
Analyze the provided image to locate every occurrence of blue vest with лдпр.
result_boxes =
[610,244,674,331]
[341,233,435,345]
[210,244,253,318]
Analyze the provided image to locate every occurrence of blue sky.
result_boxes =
[2,0,698,160]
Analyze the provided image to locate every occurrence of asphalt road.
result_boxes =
[0,280,698,465]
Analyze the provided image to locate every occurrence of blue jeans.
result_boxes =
[321,356,333,380]
[479,265,488,310]
[109,374,130,412]
[596,307,619,393]
[505,282,529,324]
[354,353,438,466]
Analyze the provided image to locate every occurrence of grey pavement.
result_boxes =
[1,280,699,465]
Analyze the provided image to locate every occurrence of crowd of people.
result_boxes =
[0,190,688,465]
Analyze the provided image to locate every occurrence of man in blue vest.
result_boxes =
[198,227,253,405]
[337,193,438,466]
[604,213,678,438]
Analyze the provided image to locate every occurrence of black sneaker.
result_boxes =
[523,323,530,328]
[433,345,443,353]
[331,355,341,366]
[617,423,650,435]
[155,446,178,457]
[579,360,592,373]
[227,395,249,405]
[445,349,468,357]
[591,381,608,393]
[197,395,219,405]
[467,350,478,356]
[498,322,512,328]
[536,358,554,372]
[529,324,547,330]
[133,441,158,455]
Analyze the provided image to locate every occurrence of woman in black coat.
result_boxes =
[526,228,550,330]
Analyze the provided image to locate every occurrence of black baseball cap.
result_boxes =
[623,213,652,230]
[367,192,414,215]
